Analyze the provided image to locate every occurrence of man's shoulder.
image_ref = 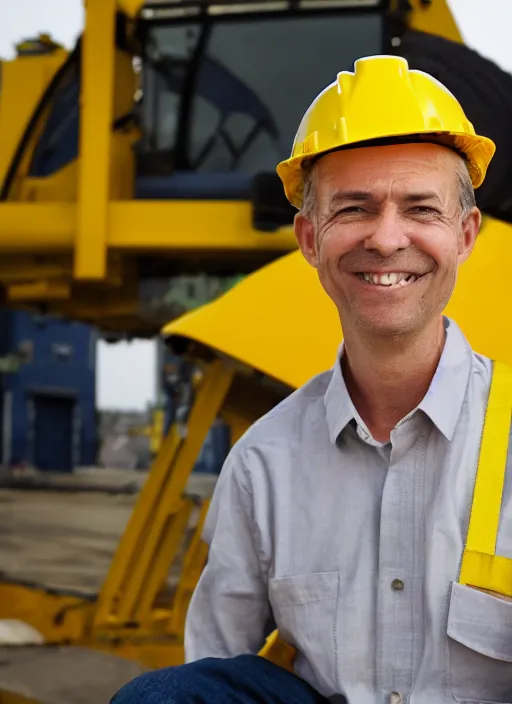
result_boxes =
[235,366,333,452]
[205,368,335,536]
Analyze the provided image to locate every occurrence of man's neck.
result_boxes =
[341,317,446,443]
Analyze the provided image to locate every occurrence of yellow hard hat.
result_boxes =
[277,55,496,209]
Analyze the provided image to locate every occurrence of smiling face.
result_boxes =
[294,143,481,339]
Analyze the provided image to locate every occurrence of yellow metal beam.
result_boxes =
[75,0,117,279]
[116,0,146,18]
[407,0,462,43]
[7,280,71,302]
[108,201,297,252]
[94,359,234,630]
[0,204,74,250]
[0,202,297,253]
[134,497,194,622]
[0,582,92,643]
[0,263,70,283]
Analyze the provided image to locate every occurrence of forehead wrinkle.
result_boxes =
[320,148,445,184]
[315,144,461,218]
[327,173,447,209]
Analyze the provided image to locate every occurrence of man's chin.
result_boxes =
[351,311,422,339]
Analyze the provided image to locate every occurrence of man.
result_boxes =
[113,56,512,703]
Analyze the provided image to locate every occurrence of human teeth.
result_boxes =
[360,272,418,286]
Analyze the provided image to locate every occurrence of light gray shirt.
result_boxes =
[185,317,512,704]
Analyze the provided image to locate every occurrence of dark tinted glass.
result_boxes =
[142,12,383,173]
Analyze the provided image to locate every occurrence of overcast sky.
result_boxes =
[1,0,511,409]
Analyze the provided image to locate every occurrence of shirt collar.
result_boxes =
[324,316,474,445]
[417,317,473,441]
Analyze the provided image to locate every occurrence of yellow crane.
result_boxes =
[2,1,512,702]
[0,0,299,334]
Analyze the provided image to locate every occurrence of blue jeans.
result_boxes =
[111,655,343,703]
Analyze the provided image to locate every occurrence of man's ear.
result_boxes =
[458,207,482,264]
[294,212,319,268]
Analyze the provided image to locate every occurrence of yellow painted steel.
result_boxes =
[94,426,181,627]
[0,205,75,250]
[406,0,462,43]
[107,202,296,252]
[0,583,93,643]
[75,0,117,280]
[0,260,70,283]
[459,362,512,595]
[165,252,339,389]
[7,280,71,302]
[0,50,69,196]
[116,0,146,18]
[94,359,234,630]
[135,497,194,625]
[0,202,296,253]
[18,134,135,206]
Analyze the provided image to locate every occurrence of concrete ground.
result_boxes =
[0,469,218,703]
[0,468,217,594]
[0,488,135,594]
[0,645,149,704]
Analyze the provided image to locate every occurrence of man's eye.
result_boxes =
[409,206,439,215]
[338,206,364,215]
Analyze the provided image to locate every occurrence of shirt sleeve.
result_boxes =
[184,447,271,661]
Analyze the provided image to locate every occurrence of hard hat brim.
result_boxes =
[277,131,496,210]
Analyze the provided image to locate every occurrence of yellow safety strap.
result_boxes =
[459,361,512,596]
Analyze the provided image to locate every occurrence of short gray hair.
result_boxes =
[455,158,476,220]
[301,158,317,220]
[301,153,476,221]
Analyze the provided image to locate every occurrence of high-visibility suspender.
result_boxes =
[459,361,512,596]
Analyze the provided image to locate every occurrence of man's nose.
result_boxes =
[364,206,411,257]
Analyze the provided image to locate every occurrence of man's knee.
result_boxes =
[110,655,329,704]
[111,665,188,704]
[110,657,256,704]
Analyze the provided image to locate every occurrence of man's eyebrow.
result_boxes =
[327,191,373,210]
[402,191,442,204]
[330,190,373,203]
[327,190,444,210]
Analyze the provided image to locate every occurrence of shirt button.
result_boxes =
[391,578,404,591]
[389,692,403,704]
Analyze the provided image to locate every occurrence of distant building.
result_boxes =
[0,309,97,472]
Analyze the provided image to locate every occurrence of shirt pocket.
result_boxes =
[269,571,339,693]
[447,582,512,703]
